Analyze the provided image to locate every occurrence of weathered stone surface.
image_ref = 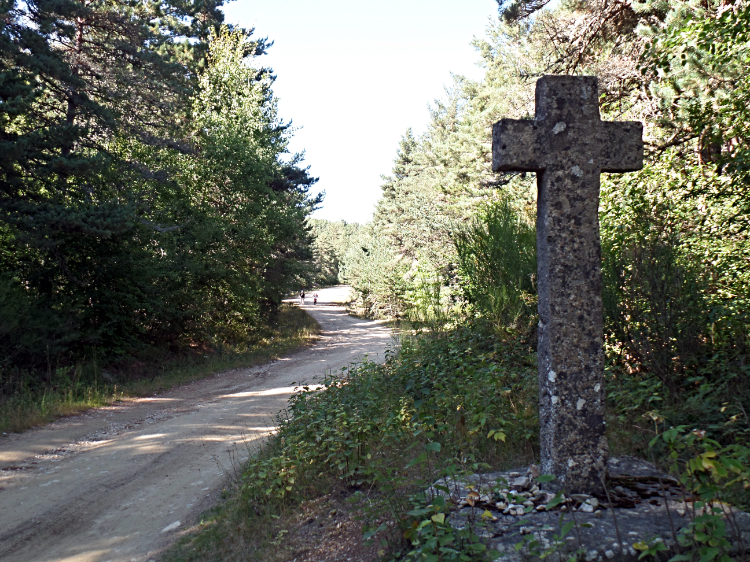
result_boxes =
[452,500,750,562]
[491,76,643,493]
[433,459,750,562]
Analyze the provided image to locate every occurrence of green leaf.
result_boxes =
[699,547,721,562]
[407,508,433,517]
[546,493,565,509]
[431,513,446,524]
[406,452,428,468]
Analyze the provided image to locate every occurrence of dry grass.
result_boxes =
[164,480,380,562]
[0,305,320,434]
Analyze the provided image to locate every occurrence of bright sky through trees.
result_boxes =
[221,0,499,224]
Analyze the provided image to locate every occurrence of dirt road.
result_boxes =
[0,287,393,562]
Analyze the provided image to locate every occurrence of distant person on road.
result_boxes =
[313,292,318,305]
[300,289,305,305]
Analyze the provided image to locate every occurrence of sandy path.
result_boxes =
[0,287,393,562]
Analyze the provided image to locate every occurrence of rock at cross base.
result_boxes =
[492,76,643,494]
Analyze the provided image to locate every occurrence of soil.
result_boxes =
[0,286,393,562]
[274,489,384,562]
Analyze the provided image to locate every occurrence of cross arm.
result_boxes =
[598,121,644,172]
[492,119,545,172]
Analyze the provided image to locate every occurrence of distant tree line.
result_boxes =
[1,1,319,387]
[307,219,362,288]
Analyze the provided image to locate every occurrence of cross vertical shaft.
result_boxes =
[492,76,643,493]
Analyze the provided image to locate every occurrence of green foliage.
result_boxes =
[354,21,542,321]
[341,226,411,318]
[171,3,750,559]
[0,275,77,374]
[601,152,750,441]
[308,219,362,287]
[1,18,319,389]
[648,426,750,561]
[601,161,709,399]
[454,200,537,331]
[401,493,492,562]
[233,321,537,557]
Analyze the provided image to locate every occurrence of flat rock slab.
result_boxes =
[433,458,750,561]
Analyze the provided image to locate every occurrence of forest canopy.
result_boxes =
[0,0,319,385]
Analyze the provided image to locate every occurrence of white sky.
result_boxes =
[221,0,499,224]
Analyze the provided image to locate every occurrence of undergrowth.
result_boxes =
[165,320,539,561]
[0,305,319,434]
[166,315,750,562]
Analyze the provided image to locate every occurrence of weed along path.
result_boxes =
[0,286,393,562]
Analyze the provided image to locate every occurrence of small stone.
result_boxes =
[161,521,181,533]
[570,494,590,503]
[511,476,530,490]
[530,485,540,494]
[514,507,525,516]
[594,510,604,519]
[579,502,595,513]
[496,502,507,510]
[535,505,546,511]
[509,472,521,478]
[605,550,615,559]
[587,497,599,508]
[523,501,534,507]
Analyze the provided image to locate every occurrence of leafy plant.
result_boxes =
[649,426,750,561]
[454,200,537,332]
[401,493,492,562]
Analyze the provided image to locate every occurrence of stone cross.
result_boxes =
[492,76,643,494]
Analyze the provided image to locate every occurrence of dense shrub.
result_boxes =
[236,321,537,559]
[601,158,750,445]
[454,200,537,332]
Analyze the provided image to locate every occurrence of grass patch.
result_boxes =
[0,304,319,434]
